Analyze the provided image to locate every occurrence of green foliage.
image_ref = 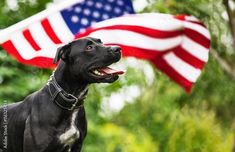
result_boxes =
[0,0,235,151]
[84,122,157,152]
[0,0,51,104]
[0,50,50,103]
[165,109,232,152]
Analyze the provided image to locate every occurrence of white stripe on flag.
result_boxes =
[182,36,209,62]
[163,52,201,82]
[11,32,37,60]
[47,12,74,43]
[93,15,183,31]
[185,16,200,22]
[10,32,56,60]
[28,22,57,50]
[88,29,182,51]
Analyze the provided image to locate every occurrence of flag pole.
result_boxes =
[0,0,83,44]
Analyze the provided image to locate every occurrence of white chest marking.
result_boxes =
[59,110,80,147]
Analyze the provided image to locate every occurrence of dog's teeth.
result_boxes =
[94,70,99,75]
[93,70,104,76]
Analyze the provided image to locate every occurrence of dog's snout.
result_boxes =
[112,46,121,53]
[108,46,121,54]
[106,46,121,62]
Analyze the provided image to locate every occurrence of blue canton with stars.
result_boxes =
[60,0,134,35]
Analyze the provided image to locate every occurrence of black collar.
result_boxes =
[47,75,88,111]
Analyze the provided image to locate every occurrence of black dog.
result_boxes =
[0,37,124,152]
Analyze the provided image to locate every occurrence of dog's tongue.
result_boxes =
[98,67,124,75]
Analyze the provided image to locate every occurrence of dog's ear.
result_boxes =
[53,43,71,64]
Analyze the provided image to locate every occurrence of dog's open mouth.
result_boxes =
[90,66,124,77]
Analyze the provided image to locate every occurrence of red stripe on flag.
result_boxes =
[151,56,193,92]
[1,40,55,68]
[101,43,176,60]
[116,44,160,60]
[41,18,62,44]
[23,29,41,51]
[173,46,205,69]
[76,25,183,39]
[185,28,210,49]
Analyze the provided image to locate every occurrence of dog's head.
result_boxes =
[54,37,124,84]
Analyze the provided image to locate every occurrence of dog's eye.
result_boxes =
[86,45,93,50]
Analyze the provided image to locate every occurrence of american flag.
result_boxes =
[0,0,134,68]
[0,0,210,92]
[76,14,210,92]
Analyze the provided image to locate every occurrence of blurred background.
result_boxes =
[1,0,235,151]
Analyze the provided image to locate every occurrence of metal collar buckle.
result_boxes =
[66,94,80,110]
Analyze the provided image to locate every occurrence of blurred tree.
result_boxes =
[0,0,235,152]
[0,0,51,104]
[141,0,235,125]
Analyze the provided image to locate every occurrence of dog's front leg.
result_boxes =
[70,139,83,152]
[23,116,35,152]
[70,107,87,152]
[23,116,59,152]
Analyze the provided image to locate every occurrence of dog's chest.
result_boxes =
[59,110,80,149]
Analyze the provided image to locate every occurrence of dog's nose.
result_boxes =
[110,46,121,54]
